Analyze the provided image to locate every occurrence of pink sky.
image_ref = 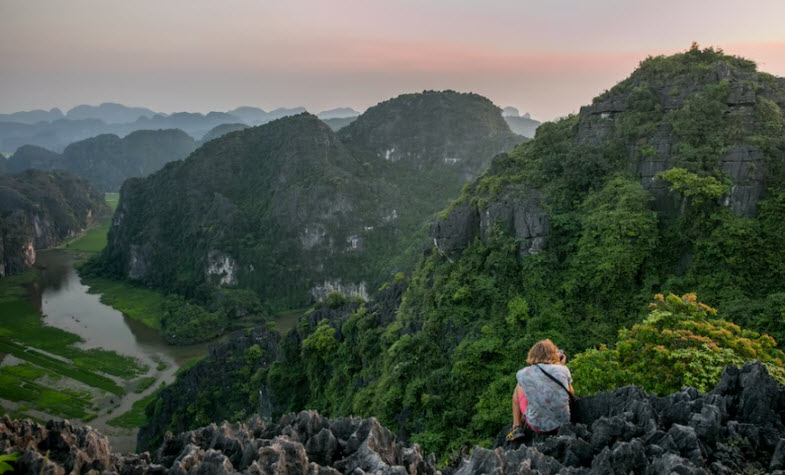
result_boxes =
[1,0,784,120]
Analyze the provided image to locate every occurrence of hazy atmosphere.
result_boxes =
[2,0,784,119]
[4,1,785,473]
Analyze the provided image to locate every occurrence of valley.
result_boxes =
[1,34,785,473]
[0,205,210,451]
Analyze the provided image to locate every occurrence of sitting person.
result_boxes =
[507,339,573,440]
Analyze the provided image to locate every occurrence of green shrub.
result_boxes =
[570,293,785,395]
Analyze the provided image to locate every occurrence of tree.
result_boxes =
[569,293,785,395]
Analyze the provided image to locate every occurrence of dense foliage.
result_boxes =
[141,47,785,458]
[95,91,523,319]
[0,169,110,276]
[570,293,785,395]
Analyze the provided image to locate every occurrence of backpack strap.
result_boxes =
[536,364,571,396]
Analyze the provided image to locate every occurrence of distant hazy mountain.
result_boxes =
[264,107,307,123]
[504,115,541,138]
[228,106,307,125]
[0,118,107,154]
[5,145,62,173]
[200,123,250,144]
[321,117,357,131]
[0,104,309,154]
[66,103,157,123]
[317,107,361,119]
[5,129,197,191]
[226,107,268,124]
[128,112,240,139]
[0,108,64,124]
[502,106,520,117]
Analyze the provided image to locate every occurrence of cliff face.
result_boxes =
[3,362,785,474]
[434,50,785,259]
[0,169,110,276]
[100,91,523,310]
[128,48,785,461]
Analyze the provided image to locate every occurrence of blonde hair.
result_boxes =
[526,339,560,365]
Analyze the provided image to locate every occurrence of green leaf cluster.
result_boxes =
[570,293,785,395]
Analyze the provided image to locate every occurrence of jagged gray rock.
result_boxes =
[2,362,785,474]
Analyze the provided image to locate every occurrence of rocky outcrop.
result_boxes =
[432,186,549,260]
[475,361,785,474]
[3,362,785,474]
[578,58,781,218]
[310,280,368,302]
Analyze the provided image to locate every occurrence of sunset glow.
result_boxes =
[2,0,784,119]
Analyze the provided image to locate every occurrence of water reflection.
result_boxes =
[34,251,208,368]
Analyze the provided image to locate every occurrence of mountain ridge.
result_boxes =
[94,91,523,318]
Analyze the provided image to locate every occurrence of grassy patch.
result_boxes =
[175,358,202,376]
[134,376,157,393]
[107,388,160,429]
[0,341,125,395]
[0,364,96,420]
[0,270,146,392]
[64,193,118,254]
[66,221,111,253]
[152,356,168,371]
[106,193,120,212]
[80,276,167,330]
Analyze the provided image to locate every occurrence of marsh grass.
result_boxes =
[81,276,167,330]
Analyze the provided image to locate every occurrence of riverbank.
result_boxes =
[0,192,309,451]
[0,193,209,452]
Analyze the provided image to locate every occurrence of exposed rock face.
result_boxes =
[0,417,115,475]
[206,250,239,286]
[3,362,785,474]
[578,58,781,218]
[309,279,368,302]
[475,361,785,474]
[432,170,549,259]
[721,144,768,217]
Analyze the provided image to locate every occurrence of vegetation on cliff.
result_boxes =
[0,169,111,276]
[137,47,785,457]
[91,91,523,341]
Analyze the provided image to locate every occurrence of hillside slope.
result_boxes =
[0,169,110,276]
[133,47,785,457]
[96,91,523,311]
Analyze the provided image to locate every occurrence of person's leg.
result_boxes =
[512,384,525,427]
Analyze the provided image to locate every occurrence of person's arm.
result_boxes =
[568,384,574,395]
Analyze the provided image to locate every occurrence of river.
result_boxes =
[26,250,211,453]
